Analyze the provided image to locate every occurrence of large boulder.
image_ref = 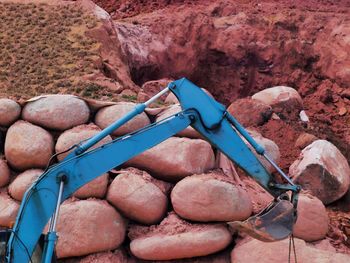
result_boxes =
[227,98,272,127]
[231,238,350,263]
[129,213,232,260]
[78,249,128,263]
[8,169,43,201]
[0,189,19,228]
[5,121,54,170]
[107,168,169,224]
[155,104,201,138]
[55,199,126,258]
[0,159,11,187]
[252,86,303,119]
[171,173,252,222]
[295,132,318,149]
[139,78,173,102]
[217,129,280,175]
[243,129,280,173]
[55,124,111,198]
[125,137,215,181]
[293,194,329,242]
[0,99,21,127]
[95,102,150,137]
[22,95,90,130]
[289,140,350,204]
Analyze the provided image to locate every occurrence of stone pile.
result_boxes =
[0,82,349,262]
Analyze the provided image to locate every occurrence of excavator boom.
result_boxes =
[3,78,299,263]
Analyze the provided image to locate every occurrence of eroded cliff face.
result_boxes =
[111,1,350,104]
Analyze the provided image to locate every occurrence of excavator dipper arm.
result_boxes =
[5,78,299,263]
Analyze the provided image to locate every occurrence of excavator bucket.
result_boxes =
[228,199,295,242]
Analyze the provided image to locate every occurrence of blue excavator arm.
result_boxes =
[4,78,300,263]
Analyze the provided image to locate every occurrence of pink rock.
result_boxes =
[289,140,350,204]
[0,189,19,228]
[0,159,11,187]
[8,169,43,201]
[245,129,280,173]
[95,102,150,136]
[74,174,109,199]
[252,86,303,119]
[5,121,54,171]
[55,124,112,161]
[126,137,215,181]
[22,95,90,130]
[0,99,21,127]
[155,104,201,138]
[107,168,168,224]
[171,173,252,222]
[240,176,274,214]
[227,98,272,127]
[295,132,318,149]
[55,199,126,258]
[78,249,128,263]
[140,78,173,102]
[55,124,111,198]
[129,213,232,260]
[293,194,329,242]
[231,238,350,263]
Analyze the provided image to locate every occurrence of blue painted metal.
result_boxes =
[74,103,147,155]
[42,232,57,263]
[6,78,297,262]
[6,111,193,263]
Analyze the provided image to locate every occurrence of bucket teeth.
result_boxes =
[228,200,295,242]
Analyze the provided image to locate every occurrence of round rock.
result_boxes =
[95,102,150,137]
[107,168,168,224]
[252,86,303,119]
[55,124,112,198]
[227,98,272,127]
[156,104,201,138]
[22,95,90,130]
[79,249,128,263]
[125,137,215,181]
[129,213,232,260]
[245,129,280,173]
[171,173,252,222]
[231,238,350,263]
[295,132,318,149]
[8,169,43,201]
[5,121,54,170]
[289,140,350,204]
[55,199,126,258]
[293,194,329,241]
[0,98,21,127]
[0,159,11,187]
[0,189,19,228]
